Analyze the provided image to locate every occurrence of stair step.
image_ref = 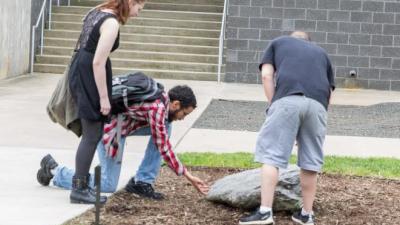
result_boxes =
[50,13,221,30]
[69,1,223,13]
[50,21,220,38]
[45,30,219,46]
[36,55,220,72]
[52,7,222,21]
[44,37,219,54]
[43,46,219,64]
[70,0,224,6]
[33,64,221,81]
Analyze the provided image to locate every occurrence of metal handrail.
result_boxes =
[217,0,228,83]
[30,0,72,73]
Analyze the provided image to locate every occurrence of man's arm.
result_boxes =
[261,64,275,103]
[148,104,209,195]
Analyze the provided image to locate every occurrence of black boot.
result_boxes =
[70,175,107,204]
[85,174,107,203]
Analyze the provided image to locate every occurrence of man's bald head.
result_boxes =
[290,31,311,41]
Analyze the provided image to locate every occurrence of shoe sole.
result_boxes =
[291,216,314,225]
[238,218,274,225]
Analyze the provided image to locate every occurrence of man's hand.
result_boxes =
[184,170,209,195]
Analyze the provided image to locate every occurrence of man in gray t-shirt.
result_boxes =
[239,31,335,225]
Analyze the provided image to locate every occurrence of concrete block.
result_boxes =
[260,30,283,40]
[237,51,259,62]
[283,8,306,19]
[348,56,369,67]
[359,46,381,57]
[382,47,400,57]
[368,80,390,90]
[228,16,250,28]
[227,50,238,62]
[226,62,248,72]
[361,23,382,35]
[349,34,371,45]
[358,68,380,79]
[330,55,348,66]
[251,0,272,7]
[383,24,400,35]
[249,40,270,50]
[319,43,338,54]
[227,39,249,50]
[373,12,394,24]
[392,59,400,69]
[338,22,361,33]
[295,20,316,31]
[250,18,271,29]
[380,69,400,80]
[240,6,261,17]
[239,28,260,40]
[338,44,359,55]
[296,0,317,9]
[237,73,259,83]
[273,0,283,7]
[306,9,328,20]
[271,19,283,29]
[230,0,251,6]
[309,32,327,43]
[283,0,296,7]
[384,2,400,13]
[262,7,283,18]
[340,0,362,11]
[317,21,338,32]
[370,57,392,69]
[318,0,339,9]
[390,80,400,91]
[282,19,295,30]
[229,6,240,16]
[328,10,350,22]
[327,32,349,44]
[226,28,238,39]
[351,12,372,23]
[224,72,238,82]
[362,1,384,12]
[371,35,393,46]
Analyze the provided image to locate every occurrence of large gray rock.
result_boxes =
[206,165,302,211]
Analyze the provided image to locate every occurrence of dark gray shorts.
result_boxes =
[254,95,328,172]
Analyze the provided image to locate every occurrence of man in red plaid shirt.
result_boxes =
[37,85,209,200]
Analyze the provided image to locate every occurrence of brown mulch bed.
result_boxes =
[65,167,400,225]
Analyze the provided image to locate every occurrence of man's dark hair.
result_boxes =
[168,85,197,109]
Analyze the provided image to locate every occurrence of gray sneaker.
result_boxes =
[239,210,274,225]
[291,211,315,225]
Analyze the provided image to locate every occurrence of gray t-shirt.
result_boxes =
[259,36,335,110]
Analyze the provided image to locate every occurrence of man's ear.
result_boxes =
[170,100,181,110]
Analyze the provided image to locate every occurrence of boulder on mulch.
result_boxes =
[206,165,302,211]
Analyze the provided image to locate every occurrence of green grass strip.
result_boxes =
[178,152,400,179]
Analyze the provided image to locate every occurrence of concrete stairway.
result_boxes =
[34,0,225,81]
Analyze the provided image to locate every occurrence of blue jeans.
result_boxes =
[53,124,171,193]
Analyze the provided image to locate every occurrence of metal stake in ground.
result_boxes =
[94,165,101,225]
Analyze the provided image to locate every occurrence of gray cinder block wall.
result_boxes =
[0,0,32,79]
[225,0,400,90]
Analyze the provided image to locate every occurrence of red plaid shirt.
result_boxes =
[102,92,185,176]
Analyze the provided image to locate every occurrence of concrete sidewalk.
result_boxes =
[1,73,400,225]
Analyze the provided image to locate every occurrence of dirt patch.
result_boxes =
[65,167,400,225]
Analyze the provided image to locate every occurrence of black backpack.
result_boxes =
[111,72,164,115]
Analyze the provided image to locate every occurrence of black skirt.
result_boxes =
[69,49,112,122]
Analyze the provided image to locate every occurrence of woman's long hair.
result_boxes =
[97,0,145,25]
